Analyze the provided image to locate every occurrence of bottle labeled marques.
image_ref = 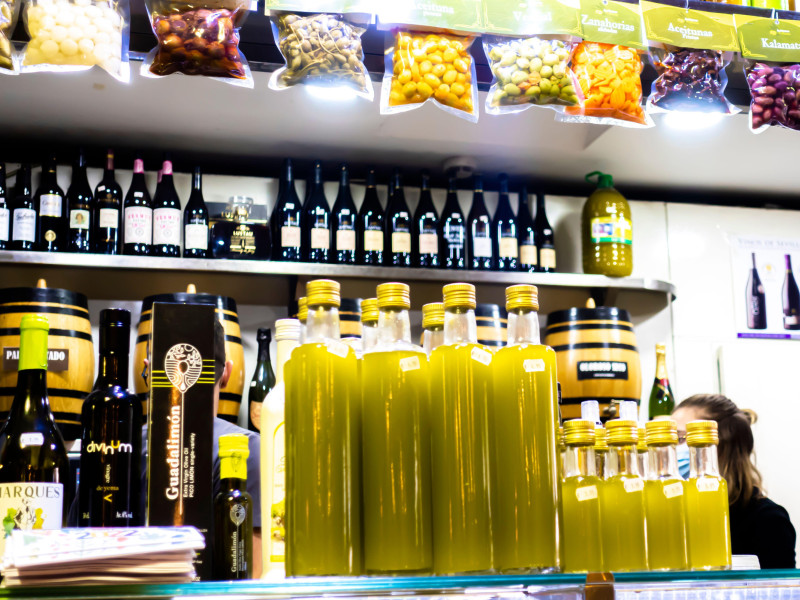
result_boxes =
[67,150,94,253]
[214,434,254,580]
[332,164,357,264]
[517,185,536,273]
[152,158,181,257]
[783,254,800,330]
[534,193,556,273]
[493,174,518,272]
[36,156,66,252]
[413,171,439,268]
[78,309,142,527]
[0,163,8,249]
[123,157,152,256]
[183,167,209,258]
[746,253,766,330]
[93,150,123,255]
[357,168,384,266]
[10,164,35,251]
[271,158,302,262]
[467,175,492,271]
[302,161,330,263]
[385,169,412,267]
[248,328,276,433]
[439,177,465,270]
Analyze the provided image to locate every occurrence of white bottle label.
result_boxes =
[471,347,492,366]
[0,206,9,242]
[576,485,598,502]
[270,422,286,563]
[327,341,349,359]
[786,315,799,326]
[523,358,546,373]
[153,208,181,246]
[0,482,63,557]
[184,224,208,250]
[419,233,438,255]
[664,482,684,499]
[20,432,44,447]
[473,236,492,258]
[69,209,90,230]
[98,208,119,229]
[281,226,301,248]
[540,247,556,270]
[697,478,720,493]
[520,245,537,266]
[336,229,356,252]
[499,237,518,258]
[12,209,36,243]
[392,232,411,254]
[623,478,644,494]
[124,207,152,244]
[364,230,383,252]
[399,356,420,372]
[310,228,330,250]
[39,194,62,217]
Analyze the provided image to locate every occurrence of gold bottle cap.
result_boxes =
[505,284,539,312]
[376,282,410,310]
[646,418,678,446]
[297,297,308,323]
[594,425,609,451]
[422,302,445,329]
[306,279,341,308]
[686,419,719,446]
[564,419,596,446]
[637,427,648,451]
[443,282,476,310]
[360,298,379,323]
[606,419,638,445]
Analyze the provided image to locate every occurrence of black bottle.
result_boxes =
[10,164,35,251]
[122,157,153,256]
[0,162,8,250]
[413,171,440,268]
[439,177,466,270]
[331,164,357,264]
[248,328,275,432]
[493,174,518,272]
[385,169,412,267]
[213,435,253,580]
[534,193,556,273]
[67,150,94,253]
[36,156,66,252]
[183,167,209,258]
[302,160,331,263]
[93,149,123,255]
[467,174,493,271]
[152,157,181,257]
[357,167,384,266]
[270,159,302,262]
[517,185,537,273]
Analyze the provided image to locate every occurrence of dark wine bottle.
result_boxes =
[67,150,94,254]
[302,161,331,263]
[123,157,153,257]
[534,193,556,273]
[493,174,518,272]
[385,169,412,267]
[93,149,123,255]
[10,164,35,251]
[467,174,493,271]
[183,167,209,258]
[439,177,465,270]
[783,254,800,330]
[413,171,439,268]
[248,328,276,433]
[648,343,675,418]
[36,156,66,252]
[271,159,303,262]
[78,309,142,527]
[332,164,357,264]
[0,163,8,250]
[213,434,253,580]
[746,252,767,330]
[357,167,384,266]
[517,185,537,273]
[0,315,69,542]
[152,157,181,257]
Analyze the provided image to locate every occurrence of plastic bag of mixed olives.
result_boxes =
[381,29,479,123]
[20,0,130,81]
[269,12,372,100]
[484,35,581,114]
[0,0,20,73]
[142,0,251,86]
[746,60,800,133]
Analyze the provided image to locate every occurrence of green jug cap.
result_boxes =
[586,171,614,189]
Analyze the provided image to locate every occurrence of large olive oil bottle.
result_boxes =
[582,171,632,277]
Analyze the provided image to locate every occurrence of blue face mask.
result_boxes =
[677,444,691,479]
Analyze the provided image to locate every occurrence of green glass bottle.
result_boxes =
[582,171,632,277]
[214,433,253,580]
[649,343,675,418]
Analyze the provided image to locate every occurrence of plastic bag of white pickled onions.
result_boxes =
[0,0,21,74]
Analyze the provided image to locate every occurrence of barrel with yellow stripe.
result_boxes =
[544,306,641,420]
[0,286,94,440]
[339,298,362,340]
[133,292,245,424]
[476,304,507,349]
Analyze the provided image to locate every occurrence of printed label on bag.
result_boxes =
[98,208,119,229]
[591,216,632,245]
[576,485,598,501]
[364,230,383,252]
[664,482,684,499]
[523,358,546,372]
[697,478,720,493]
[39,194,62,218]
[471,347,492,366]
[399,356,421,372]
[624,478,644,493]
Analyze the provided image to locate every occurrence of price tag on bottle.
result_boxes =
[471,347,492,366]
[399,356,420,372]
[697,478,720,493]
[523,359,545,373]
[623,478,644,493]
[20,432,44,448]
[576,485,598,501]
[327,342,350,359]
[664,482,684,499]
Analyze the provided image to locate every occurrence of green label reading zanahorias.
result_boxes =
[483,0,581,37]
[377,0,484,32]
[579,0,644,49]
[736,14,800,62]
[641,0,737,51]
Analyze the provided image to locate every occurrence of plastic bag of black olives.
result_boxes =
[141,0,252,87]
[745,60,800,133]
[0,0,20,73]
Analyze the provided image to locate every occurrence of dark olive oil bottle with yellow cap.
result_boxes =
[582,171,633,277]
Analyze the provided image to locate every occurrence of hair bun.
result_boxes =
[741,408,758,425]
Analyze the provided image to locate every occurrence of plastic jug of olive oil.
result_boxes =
[583,172,633,277]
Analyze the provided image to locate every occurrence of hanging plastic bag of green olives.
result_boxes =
[582,171,633,277]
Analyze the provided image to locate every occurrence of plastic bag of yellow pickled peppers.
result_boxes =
[0,0,20,73]
[381,29,479,122]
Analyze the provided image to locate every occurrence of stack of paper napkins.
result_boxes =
[2,527,205,586]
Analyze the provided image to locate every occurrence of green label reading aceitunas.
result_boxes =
[641,0,738,51]
[378,0,484,32]
[578,0,644,49]
[484,0,581,36]
[736,14,800,62]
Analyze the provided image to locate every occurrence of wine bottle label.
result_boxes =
[499,236,518,258]
[39,194,62,217]
[336,229,356,252]
[0,206,9,241]
[249,399,261,432]
[540,247,556,270]
[576,485,598,501]
[12,208,36,243]
[185,224,209,250]
[281,225,301,248]
[623,478,644,493]
[124,207,153,244]
[520,245,537,266]
[270,422,285,563]
[590,216,632,245]
[418,233,438,255]
[364,230,383,252]
[153,208,181,246]
[444,225,464,248]
[472,236,492,258]
[391,232,411,254]
[786,315,799,326]
[310,227,330,250]
[0,482,63,555]
[69,209,90,230]
[664,482,684,499]
[98,208,119,229]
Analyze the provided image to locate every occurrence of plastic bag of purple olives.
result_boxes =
[746,61,800,133]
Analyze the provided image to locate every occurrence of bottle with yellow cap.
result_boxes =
[637,427,649,480]
[429,282,494,574]
[561,419,604,573]
[215,433,253,580]
[285,279,361,576]
[360,298,379,354]
[491,284,559,573]
[684,420,732,570]
[594,425,609,479]
[296,297,308,345]
[361,283,432,574]
[599,419,648,571]
[421,302,445,355]
[558,426,567,479]
[643,419,687,571]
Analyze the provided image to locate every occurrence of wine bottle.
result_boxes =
[152,157,181,257]
[93,149,123,255]
[0,163,8,250]
[78,309,142,527]
[36,156,66,252]
[183,167,209,258]
[413,171,440,268]
[0,315,69,546]
[357,167,384,266]
[439,177,465,270]
[493,174,518,272]
[10,164,35,251]
[783,254,800,330]
[214,434,253,580]
[534,193,556,273]
[746,253,767,330]
[271,159,303,262]
[122,157,153,257]
[332,164,357,264]
[67,150,94,254]
[467,174,493,271]
[385,169,412,267]
[248,328,276,433]
[648,343,675,418]
[302,161,330,263]
[517,185,537,273]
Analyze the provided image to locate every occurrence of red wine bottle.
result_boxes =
[357,167,384,266]
[413,171,439,268]
[93,150,123,255]
[67,149,94,254]
[332,164,357,264]
[271,158,302,262]
[302,160,331,263]
[517,185,536,273]
[493,173,518,272]
[534,193,556,273]
[183,167,209,258]
[746,253,767,330]
[783,254,800,330]
[385,169,412,267]
[152,157,181,257]
[36,156,66,252]
[467,174,492,271]
[10,164,35,251]
[440,177,465,270]
[0,162,8,250]
[123,157,152,256]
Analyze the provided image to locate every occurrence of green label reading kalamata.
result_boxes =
[736,14,800,62]
[265,0,372,12]
[579,0,644,49]
[484,0,581,36]
[378,0,483,32]
[641,0,737,51]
